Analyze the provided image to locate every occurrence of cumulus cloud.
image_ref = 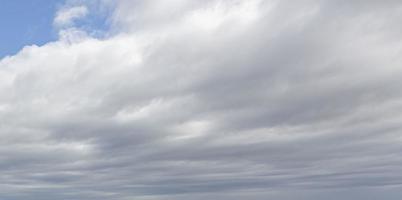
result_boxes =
[1,0,402,199]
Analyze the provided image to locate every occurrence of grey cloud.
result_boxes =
[1,0,402,199]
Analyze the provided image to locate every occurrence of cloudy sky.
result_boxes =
[1,0,402,199]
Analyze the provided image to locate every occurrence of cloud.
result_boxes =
[54,5,88,28]
[1,0,402,199]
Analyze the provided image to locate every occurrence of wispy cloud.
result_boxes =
[54,5,88,28]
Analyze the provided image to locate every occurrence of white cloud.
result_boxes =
[54,5,88,28]
[1,0,402,199]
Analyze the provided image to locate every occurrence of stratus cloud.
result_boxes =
[1,0,402,200]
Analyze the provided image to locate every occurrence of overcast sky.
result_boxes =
[1,0,402,199]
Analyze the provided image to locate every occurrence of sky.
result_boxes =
[1,0,402,199]
[0,0,62,57]
[0,0,109,58]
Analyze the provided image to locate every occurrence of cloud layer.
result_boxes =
[1,0,402,199]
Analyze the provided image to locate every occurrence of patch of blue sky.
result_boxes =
[0,0,111,59]
[0,0,63,58]
[72,2,112,39]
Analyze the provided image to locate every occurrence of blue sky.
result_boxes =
[0,0,110,59]
[0,0,66,58]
